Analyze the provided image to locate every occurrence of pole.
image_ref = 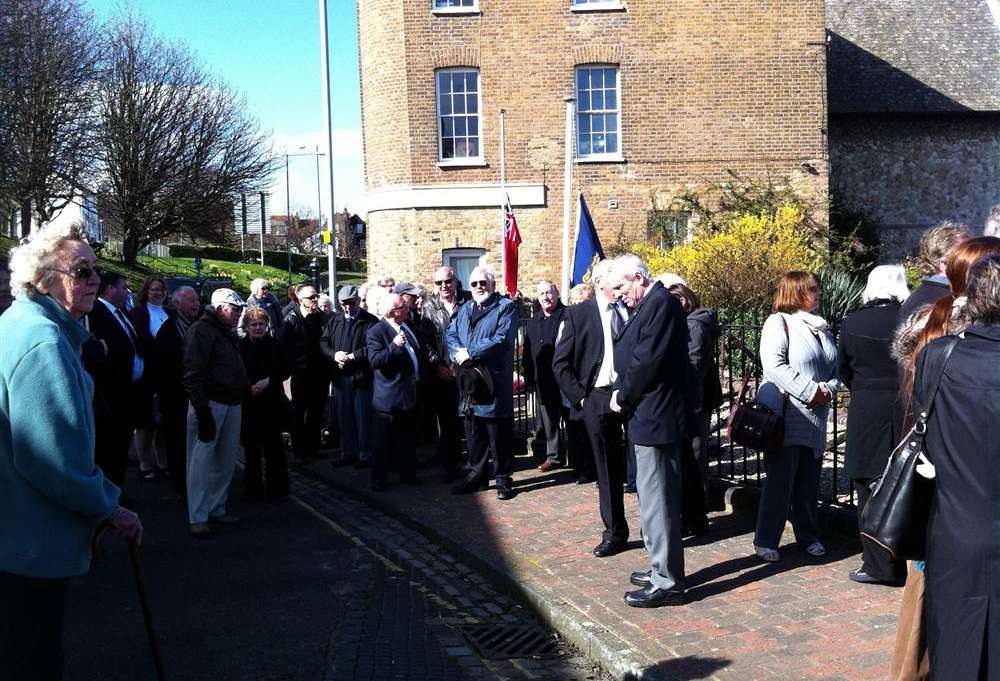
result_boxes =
[285,153,292,286]
[240,194,247,261]
[319,0,337,294]
[498,109,506,285]
[561,96,575,298]
[258,191,266,266]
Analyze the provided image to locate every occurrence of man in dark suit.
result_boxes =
[366,292,422,491]
[898,222,971,322]
[83,271,146,489]
[321,285,378,468]
[553,260,630,557]
[524,280,568,472]
[608,254,689,608]
[278,284,328,462]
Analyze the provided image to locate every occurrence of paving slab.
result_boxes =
[301,453,903,681]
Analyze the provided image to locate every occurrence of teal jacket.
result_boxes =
[0,294,120,578]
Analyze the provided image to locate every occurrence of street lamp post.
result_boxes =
[285,153,292,286]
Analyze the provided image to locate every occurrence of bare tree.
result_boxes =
[0,0,101,236]
[96,14,277,264]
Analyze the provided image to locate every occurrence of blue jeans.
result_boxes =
[754,445,822,549]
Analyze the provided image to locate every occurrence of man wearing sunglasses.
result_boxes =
[278,284,329,463]
[422,266,471,481]
[447,267,518,500]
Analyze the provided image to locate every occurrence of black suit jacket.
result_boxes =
[83,299,139,419]
[320,308,378,386]
[552,297,605,407]
[612,282,689,447]
[523,304,567,405]
[898,279,949,324]
[366,318,418,413]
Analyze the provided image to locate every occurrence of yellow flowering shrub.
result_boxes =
[639,205,821,312]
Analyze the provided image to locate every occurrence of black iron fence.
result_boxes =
[510,309,857,508]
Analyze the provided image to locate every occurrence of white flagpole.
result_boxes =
[319,0,337,294]
[499,109,507,282]
[561,96,575,297]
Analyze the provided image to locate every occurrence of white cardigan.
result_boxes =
[757,312,841,454]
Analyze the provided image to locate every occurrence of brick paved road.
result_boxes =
[62,465,607,681]
[301,451,904,681]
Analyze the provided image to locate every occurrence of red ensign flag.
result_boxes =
[503,198,522,298]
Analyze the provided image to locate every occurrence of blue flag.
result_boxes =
[571,193,605,286]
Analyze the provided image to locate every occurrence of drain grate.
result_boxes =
[459,623,560,660]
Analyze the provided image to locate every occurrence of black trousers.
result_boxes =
[464,415,513,483]
[373,408,417,484]
[161,402,188,499]
[566,414,595,481]
[93,418,132,490]
[854,478,907,581]
[680,436,708,532]
[430,377,463,474]
[290,372,328,459]
[583,390,629,543]
[243,424,289,500]
[0,571,68,681]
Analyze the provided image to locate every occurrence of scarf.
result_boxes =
[791,309,829,333]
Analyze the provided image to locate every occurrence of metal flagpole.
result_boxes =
[258,191,266,266]
[499,109,506,281]
[561,96,575,297]
[319,0,337,294]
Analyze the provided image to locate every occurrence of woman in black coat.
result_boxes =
[917,253,1000,680]
[838,265,910,586]
[239,307,292,501]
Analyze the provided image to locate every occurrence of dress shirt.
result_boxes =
[387,319,420,380]
[100,297,144,382]
[147,303,168,339]
[594,299,626,388]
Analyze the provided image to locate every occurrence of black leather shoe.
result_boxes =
[496,480,515,501]
[576,475,596,485]
[593,539,627,558]
[451,477,488,495]
[624,584,686,608]
[848,569,901,586]
[623,484,637,494]
[630,570,652,587]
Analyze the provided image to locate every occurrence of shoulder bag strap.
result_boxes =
[912,336,961,434]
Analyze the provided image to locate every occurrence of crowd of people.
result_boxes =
[5,214,1000,678]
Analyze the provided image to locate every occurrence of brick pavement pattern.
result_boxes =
[304,456,903,681]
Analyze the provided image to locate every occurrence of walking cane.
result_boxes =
[127,539,168,681]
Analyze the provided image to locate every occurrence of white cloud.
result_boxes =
[268,128,366,219]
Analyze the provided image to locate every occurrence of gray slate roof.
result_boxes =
[827,0,1000,113]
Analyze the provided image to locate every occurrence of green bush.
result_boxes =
[817,266,864,322]
[166,244,359,273]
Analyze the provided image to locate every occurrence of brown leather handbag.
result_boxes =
[725,316,788,452]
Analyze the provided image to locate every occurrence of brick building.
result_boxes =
[358,0,829,290]
[827,0,1000,258]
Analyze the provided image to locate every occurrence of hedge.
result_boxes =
[166,244,360,273]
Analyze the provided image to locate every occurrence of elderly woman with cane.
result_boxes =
[0,222,142,681]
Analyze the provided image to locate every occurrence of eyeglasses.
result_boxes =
[301,294,319,301]
[434,278,455,286]
[260,286,271,291]
[47,265,98,281]
[469,280,489,288]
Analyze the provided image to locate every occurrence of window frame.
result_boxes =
[646,210,692,250]
[431,0,480,15]
[570,0,626,12]
[574,64,624,163]
[435,67,486,167]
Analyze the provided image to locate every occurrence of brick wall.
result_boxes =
[358,0,829,289]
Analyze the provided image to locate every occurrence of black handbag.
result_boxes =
[859,336,960,562]
[725,316,788,451]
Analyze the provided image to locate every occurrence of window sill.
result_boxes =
[575,155,625,164]
[437,159,488,168]
[570,2,626,12]
[432,7,481,16]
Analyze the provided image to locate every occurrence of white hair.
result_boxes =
[376,291,401,317]
[536,279,557,293]
[470,266,495,283]
[172,285,197,304]
[250,278,269,295]
[591,258,612,285]
[655,272,687,288]
[611,254,650,281]
[8,221,90,299]
[985,206,1000,237]
[317,293,334,312]
[861,264,910,304]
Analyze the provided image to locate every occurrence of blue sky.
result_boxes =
[84,0,365,217]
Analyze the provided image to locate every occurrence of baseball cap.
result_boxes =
[210,288,246,308]
[337,285,360,302]
[392,281,423,296]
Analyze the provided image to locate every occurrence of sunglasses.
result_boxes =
[469,280,489,288]
[301,294,319,301]
[48,265,98,281]
[434,278,455,286]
